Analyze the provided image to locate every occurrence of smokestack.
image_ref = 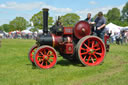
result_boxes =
[42,8,49,34]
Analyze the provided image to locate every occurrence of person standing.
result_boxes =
[120,30,125,44]
[0,38,1,47]
[84,13,94,34]
[84,13,93,23]
[94,12,106,42]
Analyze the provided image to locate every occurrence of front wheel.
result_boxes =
[76,36,106,66]
[34,45,57,69]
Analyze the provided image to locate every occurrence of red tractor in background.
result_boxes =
[28,8,109,69]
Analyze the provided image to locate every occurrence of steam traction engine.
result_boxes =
[28,8,106,69]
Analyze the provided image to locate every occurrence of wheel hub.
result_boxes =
[89,49,94,54]
[44,55,48,60]
[82,28,85,32]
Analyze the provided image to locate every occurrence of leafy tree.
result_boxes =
[122,2,128,22]
[107,8,120,23]
[8,25,15,32]
[30,27,38,33]
[0,24,15,32]
[30,11,54,29]
[2,24,10,32]
[9,17,29,31]
[0,26,4,31]
[60,13,80,27]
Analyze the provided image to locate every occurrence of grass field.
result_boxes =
[0,39,128,85]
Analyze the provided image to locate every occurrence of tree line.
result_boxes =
[0,2,128,32]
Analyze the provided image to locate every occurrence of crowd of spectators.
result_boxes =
[0,31,38,40]
[107,30,128,45]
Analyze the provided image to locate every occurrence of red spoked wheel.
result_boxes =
[34,45,57,69]
[28,45,38,64]
[76,36,106,66]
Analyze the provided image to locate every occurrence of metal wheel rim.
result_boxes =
[78,36,105,66]
[34,46,57,69]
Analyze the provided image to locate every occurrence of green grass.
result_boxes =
[0,39,128,85]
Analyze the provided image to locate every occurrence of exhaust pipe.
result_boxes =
[42,8,49,34]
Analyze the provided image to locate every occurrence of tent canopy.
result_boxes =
[121,26,128,31]
[21,30,32,33]
[106,23,123,35]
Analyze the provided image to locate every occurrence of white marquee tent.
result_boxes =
[38,29,43,33]
[106,23,123,35]
[21,30,32,34]
[121,26,128,31]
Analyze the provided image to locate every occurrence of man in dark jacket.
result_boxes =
[94,12,106,42]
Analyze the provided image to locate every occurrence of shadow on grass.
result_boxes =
[26,59,84,69]
[57,59,83,67]
[26,63,38,69]
[26,64,31,65]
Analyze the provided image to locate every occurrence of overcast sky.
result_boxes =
[0,0,127,25]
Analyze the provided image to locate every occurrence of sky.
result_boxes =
[0,0,128,25]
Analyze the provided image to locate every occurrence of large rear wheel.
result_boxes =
[76,36,106,66]
[34,45,57,69]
